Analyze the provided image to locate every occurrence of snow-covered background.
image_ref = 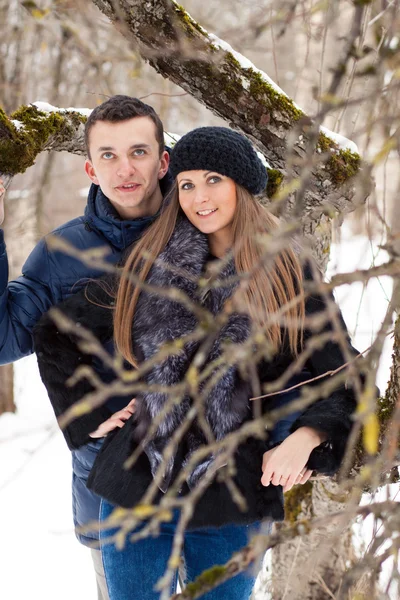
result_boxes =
[0,224,397,599]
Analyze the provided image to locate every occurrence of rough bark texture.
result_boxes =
[266,480,369,600]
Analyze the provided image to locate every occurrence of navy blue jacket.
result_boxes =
[0,180,172,545]
[0,183,170,363]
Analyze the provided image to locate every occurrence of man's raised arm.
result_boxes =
[0,177,55,363]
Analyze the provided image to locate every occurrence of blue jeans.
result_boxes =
[100,499,271,600]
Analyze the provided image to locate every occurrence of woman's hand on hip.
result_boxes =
[89,398,136,438]
[261,426,326,493]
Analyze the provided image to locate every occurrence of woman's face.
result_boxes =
[177,170,237,236]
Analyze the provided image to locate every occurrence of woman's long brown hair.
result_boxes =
[114,183,305,368]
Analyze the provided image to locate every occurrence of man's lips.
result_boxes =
[115,183,141,192]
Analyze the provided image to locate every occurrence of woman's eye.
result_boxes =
[180,182,193,191]
[208,176,221,184]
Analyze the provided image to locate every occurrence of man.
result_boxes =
[0,95,171,599]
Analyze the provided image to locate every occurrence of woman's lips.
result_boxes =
[196,208,218,218]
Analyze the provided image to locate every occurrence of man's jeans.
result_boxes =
[100,499,272,600]
[91,549,110,600]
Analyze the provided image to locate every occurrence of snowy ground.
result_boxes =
[0,226,398,599]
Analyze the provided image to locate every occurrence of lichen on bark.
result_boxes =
[0,104,87,175]
[284,481,313,523]
[317,132,361,185]
[266,168,284,197]
[184,565,227,597]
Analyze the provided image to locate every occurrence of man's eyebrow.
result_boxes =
[97,146,114,153]
[96,143,151,153]
[129,143,151,150]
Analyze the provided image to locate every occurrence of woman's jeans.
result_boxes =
[100,499,271,600]
[98,371,309,599]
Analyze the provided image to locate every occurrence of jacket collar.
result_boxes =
[83,170,174,251]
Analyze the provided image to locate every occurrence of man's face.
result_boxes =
[84,117,169,219]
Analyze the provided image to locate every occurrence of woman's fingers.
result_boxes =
[262,458,314,492]
[261,449,277,485]
[299,469,313,484]
[294,469,306,484]
[113,407,134,421]
[283,469,313,492]
[89,403,136,438]
[127,398,136,411]
[272,472,288,487]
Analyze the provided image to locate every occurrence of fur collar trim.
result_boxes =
[130,216,252,490]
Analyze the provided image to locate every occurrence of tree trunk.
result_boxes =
[0,365,15,414]
[264,480,376,600]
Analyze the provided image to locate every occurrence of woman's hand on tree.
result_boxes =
[89,398,136,438]
[261,426,327,493]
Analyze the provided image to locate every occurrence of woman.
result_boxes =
[34,127,360,600]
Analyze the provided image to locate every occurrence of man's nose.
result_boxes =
[116,157,135,178]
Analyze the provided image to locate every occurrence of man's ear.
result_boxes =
[85,159,99,184]
[158,150,170,179]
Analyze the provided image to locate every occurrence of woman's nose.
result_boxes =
[194,189,209,204]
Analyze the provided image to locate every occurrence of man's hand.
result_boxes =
[0,178,5,226]
[89,398,136,438]
[261,426,327,493]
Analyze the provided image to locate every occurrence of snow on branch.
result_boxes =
[209,34,359,154]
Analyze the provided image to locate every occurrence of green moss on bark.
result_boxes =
[266,168,284,197]
[184,565,227,597]
[172,2,206,37]
[318,132,361,184]
[284,481,313,523]
[247,69,303,122]
[203,61,243,104]
[0,104,86,175]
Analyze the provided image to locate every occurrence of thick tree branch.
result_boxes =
[89,0,369,219]
[0,103,87,177]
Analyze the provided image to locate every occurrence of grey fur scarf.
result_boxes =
[130,216,252,491]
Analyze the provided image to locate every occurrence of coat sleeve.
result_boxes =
[0,230,57,364]
[289,264,364,475]
[33,281,116,450]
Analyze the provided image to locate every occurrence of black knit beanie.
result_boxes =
[169,127,268,196]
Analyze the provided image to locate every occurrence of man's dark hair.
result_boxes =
[84,95,164,159]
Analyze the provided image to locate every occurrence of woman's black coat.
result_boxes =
[33,217,361,529]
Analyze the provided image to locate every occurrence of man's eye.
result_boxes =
[102,152,114,160]
[133,149,145,156]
